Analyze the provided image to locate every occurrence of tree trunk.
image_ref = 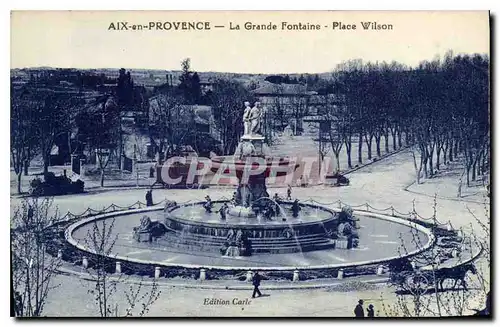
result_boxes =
[43,155,49,175]
[67,131,72,162]
[345,140,352,169]
[481,151,488,176]
[466,152,472,187]
[375,135,381,157]
[422,152,428,179]
[449,139,454,162]
[100,169,105,187]
[476,150,483,176]
[398,130,403,148]
[411,150,421,184]
[24,160,29,176]
[436,147,441,170]
[17,171,22,194]
[334,153,340,173]
[391,129,398,150]
[365,135,373,160]
[428,149,434,177]
[472,159,477,181]
[384,132,390,153]
[358,131,363,164]
[478,153,486,175]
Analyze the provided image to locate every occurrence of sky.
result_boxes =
[10,11,490,74]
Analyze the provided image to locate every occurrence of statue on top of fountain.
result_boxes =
[243,101,263,137]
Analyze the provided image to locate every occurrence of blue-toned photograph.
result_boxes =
[9,10,490,318]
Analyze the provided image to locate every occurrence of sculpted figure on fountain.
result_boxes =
[249,102,262,136]
[242,101,263,137]
[243,101,252,136]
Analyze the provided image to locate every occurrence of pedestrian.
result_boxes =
[252,271,263,298]
[287,184,292,200]
[145,190,153,206]
[273,193,280,203]
[367,304,375,317]
[354,299,364,317]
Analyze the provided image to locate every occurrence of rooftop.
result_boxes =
[253,82,317,96]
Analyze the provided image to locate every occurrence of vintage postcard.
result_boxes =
[10,10,490,318]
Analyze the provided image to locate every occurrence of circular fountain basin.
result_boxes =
[67,206,434,271]
[163,201,338,254]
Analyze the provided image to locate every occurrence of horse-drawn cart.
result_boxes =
[324,172,350,187]
[388,256,478,294]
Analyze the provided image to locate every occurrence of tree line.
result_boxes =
[317,52,489,186]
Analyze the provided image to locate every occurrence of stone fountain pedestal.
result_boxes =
[210,104,299,221]
[234,135,269,159]
[231,134,270,218]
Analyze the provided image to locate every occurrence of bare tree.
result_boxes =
[319,94,345,172]
[11,197,62,317]
[209,79,252,154]
[311,120,331,176]
[269,85,289,133]
[289,90,309,136]
[34,92,78,175]
[410,145,425,185]
[382,198,489,317]
[84,218,161,317]
[85,98,121,187]
[149,93,195,163]
[11,85,39,194]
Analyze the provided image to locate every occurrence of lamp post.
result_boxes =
[134,144,139,188]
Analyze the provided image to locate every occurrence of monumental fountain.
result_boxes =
[162,101,344,256]
[63,101,442,278]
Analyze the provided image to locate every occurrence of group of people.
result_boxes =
[354,299,376,318]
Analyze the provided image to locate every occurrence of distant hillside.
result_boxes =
[12,67,333,89]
